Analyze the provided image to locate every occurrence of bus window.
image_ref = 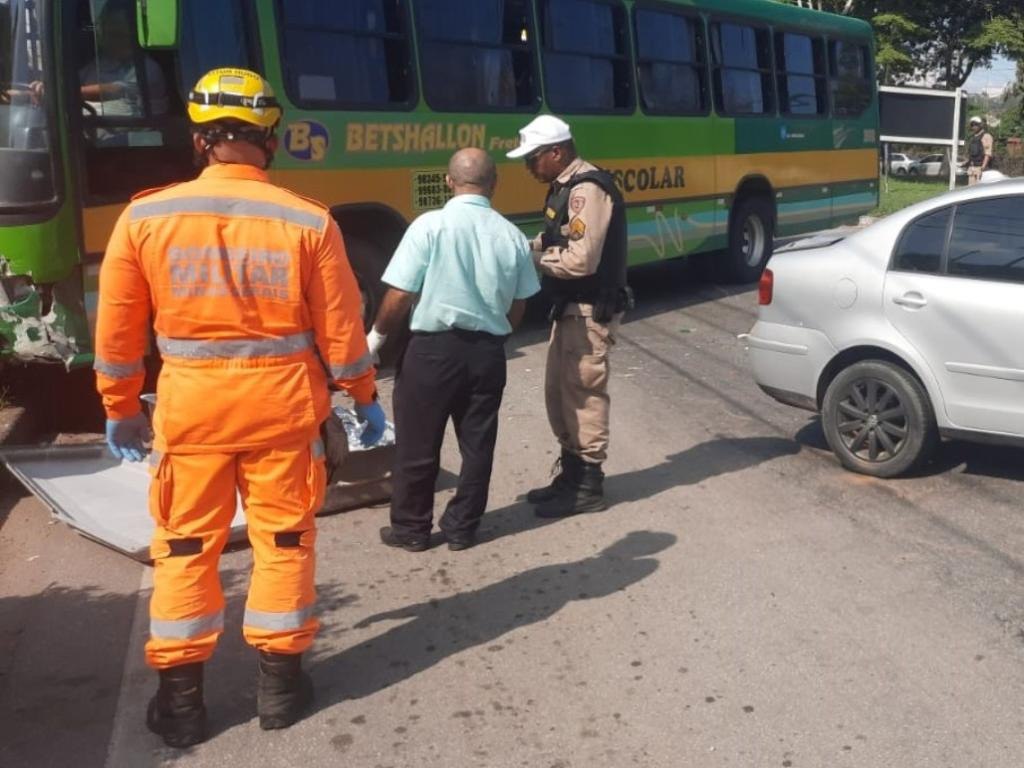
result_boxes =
[277,0,414,109]
[415,0,538,112]
[0,0,58,209]
[711,21,773,116]
[75,0,192,202]
[540,0,633,114]
[775,32,826,117]
[829,39,872,117]
[633,6,707,115]
[78,0,169,129]
[178,0,255,95]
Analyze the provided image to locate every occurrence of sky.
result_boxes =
[964,54,1018,96]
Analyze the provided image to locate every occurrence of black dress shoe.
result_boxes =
[379,526,429,552]
[445,531,477,552]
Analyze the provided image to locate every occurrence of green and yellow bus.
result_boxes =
[0,0,877,367]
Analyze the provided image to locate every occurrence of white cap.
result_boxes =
[506,115,573,159]
[969,116,983,125]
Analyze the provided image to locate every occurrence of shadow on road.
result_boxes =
[310,529,675,706]
[472,435,800,548]
[0,583,141,768]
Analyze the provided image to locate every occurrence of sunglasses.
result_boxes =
[524,146,556,164]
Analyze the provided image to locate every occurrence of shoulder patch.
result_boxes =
[569,195,586,213]
[276,186,331,214]
[130,181,182,201]
[568,216,586,241]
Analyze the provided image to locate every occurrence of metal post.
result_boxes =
[949,88,963,191]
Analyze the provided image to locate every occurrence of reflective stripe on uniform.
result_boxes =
[329,351,373,380]
[130,196,326,231]
[94,356,144,379]
[311,438,325,460]
[150,610,224,640]
[243,605,315,632]
[157,331,314,359]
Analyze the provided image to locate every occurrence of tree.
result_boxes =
[872,12,923,85]
[775,1,1024,89]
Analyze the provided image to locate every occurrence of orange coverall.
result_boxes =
[95,163,376,669]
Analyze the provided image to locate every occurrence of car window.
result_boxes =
[947,198,1024,283]
[891,207,951,273]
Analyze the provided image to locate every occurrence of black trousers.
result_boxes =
[390,330,507,538]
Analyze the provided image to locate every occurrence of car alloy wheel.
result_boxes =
[821,360,938,478]
[833,377,907,462]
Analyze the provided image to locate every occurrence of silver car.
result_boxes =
[743,179,1024,477]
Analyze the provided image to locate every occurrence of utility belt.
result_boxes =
[548,286,635,323]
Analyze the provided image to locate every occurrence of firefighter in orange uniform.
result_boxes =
[94,68,386,747]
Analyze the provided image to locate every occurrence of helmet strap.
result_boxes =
[197,124,277,169]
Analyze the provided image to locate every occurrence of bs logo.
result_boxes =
[284,121,330,161]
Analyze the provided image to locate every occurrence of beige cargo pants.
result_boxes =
[545,309,620,464]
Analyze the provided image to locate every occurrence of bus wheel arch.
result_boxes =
[724,177,776,284]
[332,204,409,369]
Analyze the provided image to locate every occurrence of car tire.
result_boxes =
[821,360,938,478]
[894,167,907,176]
[909,167,920,176]
[344,235,408,370]
[722,196,774,284]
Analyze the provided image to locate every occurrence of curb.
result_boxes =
[0,405,36,498]
[0,405,35,446]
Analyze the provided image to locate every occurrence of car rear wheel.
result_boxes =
[821,360,938,478]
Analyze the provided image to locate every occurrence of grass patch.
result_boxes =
[869,177,957,218]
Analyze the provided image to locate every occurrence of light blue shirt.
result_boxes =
[382,194,540,335]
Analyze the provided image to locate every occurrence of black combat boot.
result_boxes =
[526,450,581,504]
[146,662,207,748]
[257,651,313,730]
[534,461,607,518]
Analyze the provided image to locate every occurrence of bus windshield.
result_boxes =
[0,0,58,210]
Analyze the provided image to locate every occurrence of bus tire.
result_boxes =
[344,235,408,370]
[723,196,774,284]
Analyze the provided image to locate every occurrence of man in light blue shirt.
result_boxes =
[367,148,540,552]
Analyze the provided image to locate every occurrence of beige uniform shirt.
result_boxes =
[531,157,615,283]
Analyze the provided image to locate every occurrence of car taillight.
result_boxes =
[758,268,774,306]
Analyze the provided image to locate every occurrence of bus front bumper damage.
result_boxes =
[0,259,92,368]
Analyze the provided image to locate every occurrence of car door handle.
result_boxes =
[893,292,927,309]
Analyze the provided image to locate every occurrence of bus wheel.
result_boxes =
[344,235,407,370]
[724,196,774,284]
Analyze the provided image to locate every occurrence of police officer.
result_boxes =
[967,116,995,186]
[508,115,630,518]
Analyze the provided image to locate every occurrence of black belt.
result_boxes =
[412,328,507,341]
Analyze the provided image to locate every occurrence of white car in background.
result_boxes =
[743,179,1024,477]
[888,153,915,175]
[910,153,968,179]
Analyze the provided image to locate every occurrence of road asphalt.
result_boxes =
[3,260,1024,767]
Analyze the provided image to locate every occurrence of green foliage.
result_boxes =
[870,178,952,219]
[873,12,922,84]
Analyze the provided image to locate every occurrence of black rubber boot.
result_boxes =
[146,662,207,748]
[534,461,607,518]
[526,451,581,504]
[257,651,313,730]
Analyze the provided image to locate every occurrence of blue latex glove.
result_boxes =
[354,401,387,448]
[105,413,151,462]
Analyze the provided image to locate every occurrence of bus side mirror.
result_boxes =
[136,0,179,49]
